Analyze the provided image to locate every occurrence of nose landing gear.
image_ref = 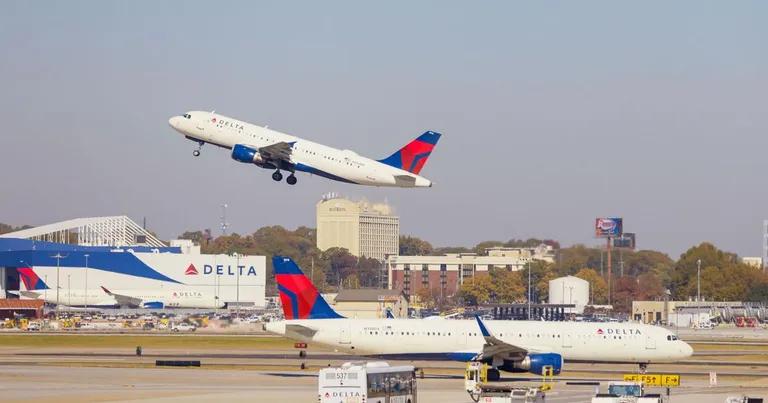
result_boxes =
[192,141,204,157]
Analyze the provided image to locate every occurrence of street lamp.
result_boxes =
[84,254,89,312]
[67,274,71,306]
[527,260,532,320]
[234,252,240,319]
[51,253,67,317]
[696,259,702,303]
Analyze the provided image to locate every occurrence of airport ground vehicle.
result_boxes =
[465,362,548,403]
[26,322,41,331]
[171,323,196,332]
[318,362,417,403]
[591,381,663,402]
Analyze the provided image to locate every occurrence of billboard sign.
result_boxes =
[614,233,636,249]
[595,218,623,238]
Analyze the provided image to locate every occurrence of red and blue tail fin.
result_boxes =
[18,267,50,291]
[378,131,442,175]
[273,256,343,320]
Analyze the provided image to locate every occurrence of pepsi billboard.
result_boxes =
[595,218,623,238]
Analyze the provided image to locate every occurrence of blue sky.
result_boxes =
[1,2,766,258]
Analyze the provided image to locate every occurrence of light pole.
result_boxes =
[67,274,71,306]
[51,253,67,317]
[84,254,89,312]
[696,259,702,303]
[527,260,532,320]
[234,252,240,319]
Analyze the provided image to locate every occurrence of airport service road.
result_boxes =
[0,365,766,403]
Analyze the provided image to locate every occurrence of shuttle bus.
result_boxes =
[318,361,417,403]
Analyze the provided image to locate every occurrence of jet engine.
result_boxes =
[231,144,272,168]
[499,353,563,375]
[142,301,164,309]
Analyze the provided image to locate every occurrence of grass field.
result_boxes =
[0,333,297,350]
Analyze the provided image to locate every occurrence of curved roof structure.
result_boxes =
[0,216,166,247]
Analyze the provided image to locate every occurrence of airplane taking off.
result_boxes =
[265,256,693,380]
[168,111,441,187]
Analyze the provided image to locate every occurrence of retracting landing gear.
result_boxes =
[192,141,204,157]
[272,171,283,182]
[286,174,297,185]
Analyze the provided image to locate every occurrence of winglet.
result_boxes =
[100,286,113,295]
[475,315,492,338]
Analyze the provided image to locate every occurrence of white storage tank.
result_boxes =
[549,276,589,314]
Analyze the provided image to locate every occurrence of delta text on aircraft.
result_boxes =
[264,256,694,380]
[168,111,441,187]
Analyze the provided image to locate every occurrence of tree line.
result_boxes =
[3,221,767,311]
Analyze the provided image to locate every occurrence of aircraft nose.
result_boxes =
[168,116,182,130]
[681,342,694,358]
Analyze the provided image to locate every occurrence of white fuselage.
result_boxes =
[266,319,693,364]
[168,111,433,187]
[23,288,224,309]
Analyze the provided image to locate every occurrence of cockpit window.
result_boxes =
[183,114,191,119]
[667,335,678,341]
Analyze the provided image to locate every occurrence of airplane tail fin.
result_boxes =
[18,268,50,291]
[273,256,343,320]
[378,131,442,175]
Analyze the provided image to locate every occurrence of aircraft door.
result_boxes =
[645,336,656,350]
[561,333,572,348]
[339,324,351,344]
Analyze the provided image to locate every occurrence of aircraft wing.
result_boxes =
[100,286,142,308]
[474,316,529,361]
[259,142,295,163]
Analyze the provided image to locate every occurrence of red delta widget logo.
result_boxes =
[184,263,259,276]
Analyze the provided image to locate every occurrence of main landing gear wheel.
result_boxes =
[286,175,297,185]
[272,171,283,181]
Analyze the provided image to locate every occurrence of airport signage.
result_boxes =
[595,218,623,238]
[622,373,680,387]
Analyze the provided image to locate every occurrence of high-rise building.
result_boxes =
[316,194,399,261]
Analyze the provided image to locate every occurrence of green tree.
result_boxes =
[399,235,433,256]
[489,268,526,303]
[574,268,608,304]
[458,275,494,306]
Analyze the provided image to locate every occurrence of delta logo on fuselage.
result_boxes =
[597,328,642,335]
[184,263,258,276]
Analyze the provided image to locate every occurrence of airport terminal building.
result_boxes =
[0,216,266,309]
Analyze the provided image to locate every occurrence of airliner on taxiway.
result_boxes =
[265,256,693,380]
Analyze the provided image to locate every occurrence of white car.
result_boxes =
[26,322,42,331]
[171,323,196,332]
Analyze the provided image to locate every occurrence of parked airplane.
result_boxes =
[168,111,441,187]
[264,256,693,379]
[16,267,224,309]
